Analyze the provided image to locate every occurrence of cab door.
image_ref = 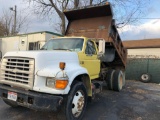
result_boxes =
[82,40,100,79]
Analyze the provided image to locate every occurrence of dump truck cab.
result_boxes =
[41,36,101,78]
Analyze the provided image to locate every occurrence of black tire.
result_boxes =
[3,99,19,107]
[58,82,88,120]
[140,73,151,83]
[113,70,123,91]
[122,71,126,87]
[106,69,115,90]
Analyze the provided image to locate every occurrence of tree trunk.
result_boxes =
[90,0,93,5]
[60,13,66,35]
[74,0,79,8]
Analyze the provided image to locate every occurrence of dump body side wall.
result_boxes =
[66,16,112,40]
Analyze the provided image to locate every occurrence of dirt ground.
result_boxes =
[0,80,160,120]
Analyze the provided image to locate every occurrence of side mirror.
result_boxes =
[98,40,105,56]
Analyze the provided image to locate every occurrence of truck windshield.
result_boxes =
[41,38,84,52]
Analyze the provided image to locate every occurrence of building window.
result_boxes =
[29,42,34,50]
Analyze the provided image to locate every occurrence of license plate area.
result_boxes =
[7,92,17,101]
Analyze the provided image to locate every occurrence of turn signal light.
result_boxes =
[55,80,68,89]
[59,62,66,70]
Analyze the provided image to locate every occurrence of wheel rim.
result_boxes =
[141,74,149,81]
[72,90,85,118]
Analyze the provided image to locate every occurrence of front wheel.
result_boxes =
[58,82,88,120]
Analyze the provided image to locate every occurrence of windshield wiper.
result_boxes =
[53,49,72,51]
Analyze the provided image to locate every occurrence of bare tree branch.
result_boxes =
[24,0,151,35]
[0,8,30,36]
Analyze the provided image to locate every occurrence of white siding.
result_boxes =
[128,48,160,58]
[27,33,46,43]
[0,32,61,57]
[0,36,20,56]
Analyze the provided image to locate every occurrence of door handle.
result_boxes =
[80,61,84,64]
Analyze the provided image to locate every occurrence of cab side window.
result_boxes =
[85,41,96,55]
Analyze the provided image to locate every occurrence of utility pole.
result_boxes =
[10,5,17,35]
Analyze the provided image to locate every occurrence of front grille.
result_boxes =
[0,57,34,89]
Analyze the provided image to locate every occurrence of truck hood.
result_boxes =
[3,50,80,74]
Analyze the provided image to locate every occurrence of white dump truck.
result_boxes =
[0,3,127,120]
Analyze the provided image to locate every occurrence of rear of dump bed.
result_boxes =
[64,3,127,68]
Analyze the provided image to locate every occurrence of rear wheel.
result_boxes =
[113,70,123,91]
[58,82,87,120]
[3,99,18,107]
[122,71,126,87]
[106,69,115,90]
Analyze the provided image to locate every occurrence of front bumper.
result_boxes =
[0,84,63,111]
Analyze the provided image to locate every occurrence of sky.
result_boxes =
[0,0,160,41]
[119,0,160,40]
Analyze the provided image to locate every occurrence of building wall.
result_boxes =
[0,36,20,57]
[27,33,46,43]
[27,33,46,51]
[0,32,60,57]
[128,48,160,57]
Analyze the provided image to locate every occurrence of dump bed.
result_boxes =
[64,3,127,68]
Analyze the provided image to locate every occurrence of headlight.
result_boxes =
[46,77,68,89]
[46,77,55,88]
